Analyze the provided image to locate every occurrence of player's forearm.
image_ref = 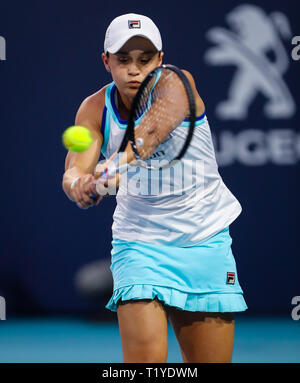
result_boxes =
[62,166,90,201]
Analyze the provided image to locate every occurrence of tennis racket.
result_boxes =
[94,64,196,193]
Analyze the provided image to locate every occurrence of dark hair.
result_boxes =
[106,51,162,58]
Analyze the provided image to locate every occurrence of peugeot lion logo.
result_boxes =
[205,4,296,120]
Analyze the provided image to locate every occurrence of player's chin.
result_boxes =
[127,85,140,92]
[125,87,140,98]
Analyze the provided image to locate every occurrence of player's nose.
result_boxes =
[128,62,140,76]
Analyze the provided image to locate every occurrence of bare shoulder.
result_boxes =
[75,85,108,130]
[181,69,205,117]
[84,85,108,108]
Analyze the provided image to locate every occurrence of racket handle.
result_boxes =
[101,163,130,179]
[91,163,130,199]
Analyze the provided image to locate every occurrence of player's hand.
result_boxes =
[71,174,103,209]
[93,161,121,196]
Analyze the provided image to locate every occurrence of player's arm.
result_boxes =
[62,91,104,209]
[181,69,205,118]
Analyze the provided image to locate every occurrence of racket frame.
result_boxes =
[98,64,197,181]
[126,64,196,169]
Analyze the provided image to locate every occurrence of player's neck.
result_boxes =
[116,89,132,121]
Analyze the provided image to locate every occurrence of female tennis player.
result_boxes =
[62,13,247,363]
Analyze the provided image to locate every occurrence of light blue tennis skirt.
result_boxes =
[105,227,247,313]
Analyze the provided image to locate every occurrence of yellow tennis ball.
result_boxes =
[62,126,93,152]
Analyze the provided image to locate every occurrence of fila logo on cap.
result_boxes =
[226,272,235,285]
[128,20,141,29]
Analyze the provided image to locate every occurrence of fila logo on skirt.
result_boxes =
[226,272,235,285]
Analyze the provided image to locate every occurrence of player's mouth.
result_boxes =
[128,81,141,88]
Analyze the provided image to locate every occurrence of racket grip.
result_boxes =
[101,163,129,179]
[91,193,98,200]
[92,162,131,197]
[101,168,109,180]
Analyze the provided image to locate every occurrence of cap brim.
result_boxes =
[106,33,160,54]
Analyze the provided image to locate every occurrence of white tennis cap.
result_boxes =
[104,13,162,54]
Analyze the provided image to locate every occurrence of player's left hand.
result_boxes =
[72,174,103,210]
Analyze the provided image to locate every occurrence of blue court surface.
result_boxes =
[0,314,299,363]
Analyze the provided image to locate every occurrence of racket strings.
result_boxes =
[133,69,189,160]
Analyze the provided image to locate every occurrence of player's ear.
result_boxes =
[158,51,164,65]
[102,52,111,72]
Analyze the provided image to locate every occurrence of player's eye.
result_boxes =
[140,57,151,64]
[118,57,128,63]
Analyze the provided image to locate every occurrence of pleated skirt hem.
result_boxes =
[105,284,248,313]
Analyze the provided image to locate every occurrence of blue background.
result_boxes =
[0,0,299,317]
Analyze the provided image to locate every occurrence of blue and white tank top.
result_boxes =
[100,82,242,246]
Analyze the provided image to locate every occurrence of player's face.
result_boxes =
[102,36,163,99]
